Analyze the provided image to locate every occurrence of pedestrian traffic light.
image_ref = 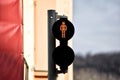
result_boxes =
[52,18,74,41]
[52,18,75,73]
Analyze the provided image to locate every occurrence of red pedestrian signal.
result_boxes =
[52,18,75,41]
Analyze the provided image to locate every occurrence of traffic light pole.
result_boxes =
[48,10,57,80]
[48,10,71,80]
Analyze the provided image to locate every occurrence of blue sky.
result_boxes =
[73,0,120,55]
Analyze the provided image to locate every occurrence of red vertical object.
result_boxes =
[0,0,23,80]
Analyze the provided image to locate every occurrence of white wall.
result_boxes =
[23,0,34,80]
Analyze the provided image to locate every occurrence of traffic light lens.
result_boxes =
[52,18,75,40]
[52,46,75,67]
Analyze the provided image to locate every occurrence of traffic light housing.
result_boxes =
[52,18,75,73]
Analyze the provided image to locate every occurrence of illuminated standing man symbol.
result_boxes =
[60,22,67,38]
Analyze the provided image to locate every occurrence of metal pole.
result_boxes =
[48,10,56,80]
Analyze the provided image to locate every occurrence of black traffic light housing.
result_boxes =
[52,46,75,73]
[52,18,75,73]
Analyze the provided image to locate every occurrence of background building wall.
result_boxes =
[23,0,34,80]
[34,0,56,71]
[34,0,56,79]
